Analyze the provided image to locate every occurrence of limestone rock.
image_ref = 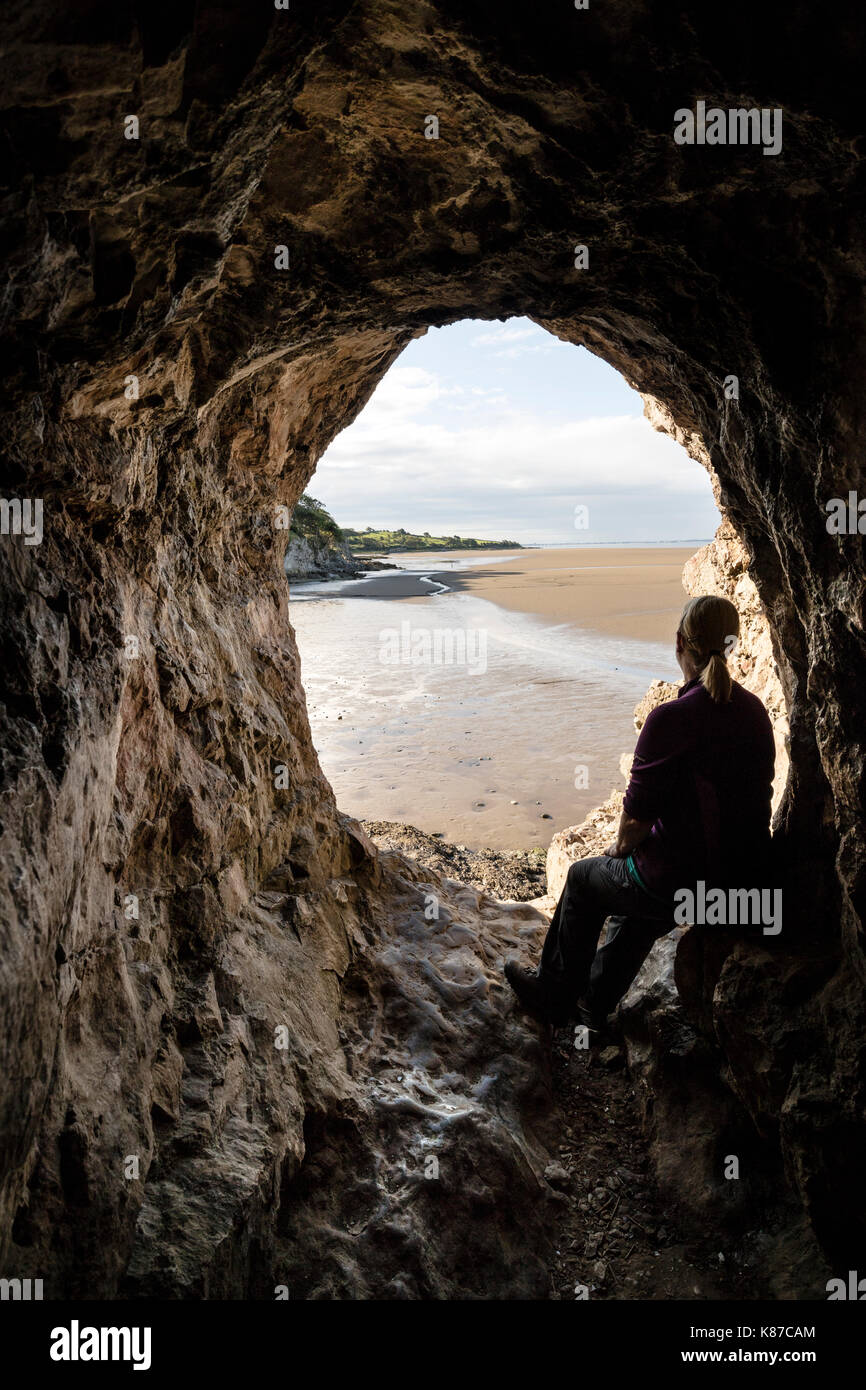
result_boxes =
[545,793,623,902]
[633,681,680,732]
[283,533,360,581]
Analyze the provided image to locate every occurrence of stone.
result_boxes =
[283,532,361,581]
[544,1161,572,1189]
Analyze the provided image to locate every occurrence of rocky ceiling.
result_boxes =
[1,0,864,1295]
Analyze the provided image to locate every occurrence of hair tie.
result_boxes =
[709,648,723,657]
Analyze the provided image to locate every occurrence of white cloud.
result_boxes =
[310,340,720,543]
[471,324,540,346]
[357,365,441,420]
[491,344,552,359]
[320,369,708,496]
[470,322,553,359]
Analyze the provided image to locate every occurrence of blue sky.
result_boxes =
[310,318,720,544]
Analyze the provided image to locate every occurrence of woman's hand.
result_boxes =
[604,809,654,858]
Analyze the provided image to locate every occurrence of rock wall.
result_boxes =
[283,531,359,580]
[2,0,865,1293]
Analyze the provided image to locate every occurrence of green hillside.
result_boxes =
[290,498,522,553]
[343,526,522,552]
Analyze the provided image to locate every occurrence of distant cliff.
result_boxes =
[285,501,519,576]
[284,532,360,580]
[285,496,360,579]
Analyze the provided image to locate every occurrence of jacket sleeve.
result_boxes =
[622,706,683,823]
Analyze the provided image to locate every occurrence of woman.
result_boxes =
[505,594,776,1032]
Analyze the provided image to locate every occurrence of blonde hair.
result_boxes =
[678,595,739,703]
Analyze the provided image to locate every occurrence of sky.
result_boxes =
[309,318,720,545]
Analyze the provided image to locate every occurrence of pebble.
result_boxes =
[544,1160,572,1188]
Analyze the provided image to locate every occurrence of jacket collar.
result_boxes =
[678,676,703,698]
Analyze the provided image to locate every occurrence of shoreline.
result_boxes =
[317,545,695,646]
[423,546,691,644]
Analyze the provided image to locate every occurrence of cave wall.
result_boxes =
[1,0,865,1291]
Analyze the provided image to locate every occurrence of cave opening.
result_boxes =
[261,291,827,952]
[288,314,726,860]
[250,292,856,1286]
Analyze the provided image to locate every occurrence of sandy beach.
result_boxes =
[334,546,693,644]
[425,547,692,644]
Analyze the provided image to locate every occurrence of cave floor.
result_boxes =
[363,822,782,1300]
[545,1031,761,1301]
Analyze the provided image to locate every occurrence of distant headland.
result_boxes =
[344,526,524,553]
[285,495,523,579]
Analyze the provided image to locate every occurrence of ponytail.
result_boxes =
[700,649,733,703]
[678,595,739,703]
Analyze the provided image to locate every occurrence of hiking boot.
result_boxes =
[574,999,609,1045]
[504,960,571,1027]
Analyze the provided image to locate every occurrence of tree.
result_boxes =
[290,494,343,542]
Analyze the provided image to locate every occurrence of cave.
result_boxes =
[1,0,864,1304]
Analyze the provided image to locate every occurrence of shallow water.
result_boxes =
[290,553,679,851]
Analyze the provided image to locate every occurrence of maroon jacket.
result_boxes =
[623,676,775,901]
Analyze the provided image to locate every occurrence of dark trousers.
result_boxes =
[539,854,676,1021]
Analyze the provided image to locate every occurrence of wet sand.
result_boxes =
[427,548,692,643]
[335,573,449,598]
[333,547,693,644]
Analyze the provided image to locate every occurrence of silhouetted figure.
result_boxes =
[505,595,775,1034]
